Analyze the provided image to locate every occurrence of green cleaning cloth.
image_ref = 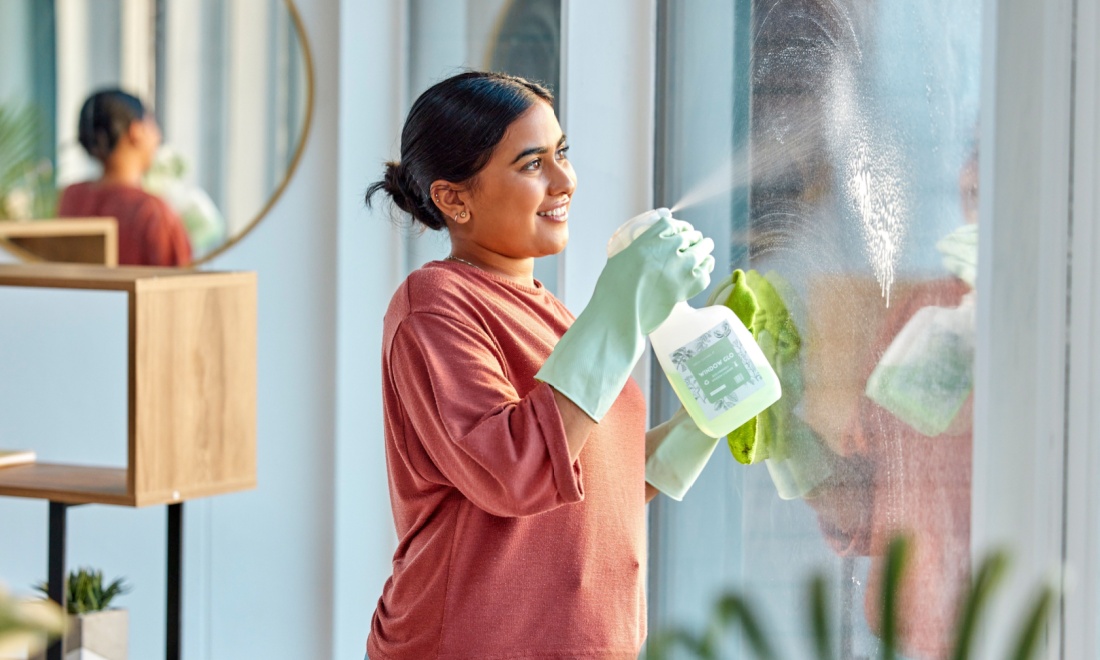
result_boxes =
[708,270,802,464]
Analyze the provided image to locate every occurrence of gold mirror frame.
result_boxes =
[0,0,316,269]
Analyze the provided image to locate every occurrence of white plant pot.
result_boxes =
[28,610,127,660]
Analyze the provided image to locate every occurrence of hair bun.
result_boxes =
[382,162,415,214]
[365,161,445,231]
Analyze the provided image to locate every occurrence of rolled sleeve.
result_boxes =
[390,312,583,516]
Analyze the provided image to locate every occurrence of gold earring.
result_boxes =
[460,210,467,218]
[453,211,460,222]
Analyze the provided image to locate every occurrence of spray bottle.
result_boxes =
[607,208,782,438]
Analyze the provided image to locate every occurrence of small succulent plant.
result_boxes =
[34,568,131,616]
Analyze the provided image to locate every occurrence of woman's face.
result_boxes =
[122,115,162,171]
[457,100,576,260]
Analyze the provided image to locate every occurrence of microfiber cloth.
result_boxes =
[712,270,835,498]
[712,270,801,464]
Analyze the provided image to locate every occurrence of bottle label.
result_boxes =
[671,321,765,421]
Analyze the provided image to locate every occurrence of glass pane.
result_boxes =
[650,1,981,658]
[404,0,563,292]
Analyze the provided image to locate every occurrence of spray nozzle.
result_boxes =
[606,207,673,258]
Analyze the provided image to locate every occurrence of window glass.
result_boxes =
[650,1,981,657]
[405,0,563,292]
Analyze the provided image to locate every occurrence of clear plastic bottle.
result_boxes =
[607,209,782,438]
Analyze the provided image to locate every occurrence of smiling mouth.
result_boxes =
[537,206,569,220]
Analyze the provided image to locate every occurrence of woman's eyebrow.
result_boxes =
[510,134,567,165]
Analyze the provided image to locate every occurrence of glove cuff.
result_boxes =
[645,410,720,500]
[535,297,646,421]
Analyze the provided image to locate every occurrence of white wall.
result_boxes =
[330,0,406,657]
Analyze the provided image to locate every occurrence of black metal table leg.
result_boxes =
[46,502,68,660]
[167,502,183,660]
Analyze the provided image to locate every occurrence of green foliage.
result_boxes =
[0,103,40,191]
[34,568,131,616]
[0,101,57,220]
[646,535,1057,660]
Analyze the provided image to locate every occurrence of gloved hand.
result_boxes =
[536,210,715,421]
[645,408,720,500]
[935,223,978,288]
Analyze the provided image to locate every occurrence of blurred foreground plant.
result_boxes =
[0,582,65,657]
[646,535,1056,660]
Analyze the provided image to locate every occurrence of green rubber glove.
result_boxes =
[536,211,715,421]
[936,223,978,288]
[645,407,720,500]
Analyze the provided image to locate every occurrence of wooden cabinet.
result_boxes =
[0,263,257,506]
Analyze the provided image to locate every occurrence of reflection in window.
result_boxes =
[405,0,563,291]
[650,1,981,657]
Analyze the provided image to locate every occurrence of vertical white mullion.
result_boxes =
[556,0,570,298]
[559,0,656,394]
[119,0,154,99]
[973,0,1073,656]
[332,0,408,657]
[1065,0,1100,656]
[224,0,272,236]
[55,0,90,186]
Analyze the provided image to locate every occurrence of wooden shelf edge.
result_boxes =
[133,478,257,507]
[0,463,134,506]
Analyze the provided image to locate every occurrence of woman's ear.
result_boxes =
[430,181,471,225]
[124,120,145,147]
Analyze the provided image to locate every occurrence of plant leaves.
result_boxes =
[713,593,778,660]
[1006,585,1055,660]
[808,573,834,660]
[950,550,1010,660]
[880,535,911,660]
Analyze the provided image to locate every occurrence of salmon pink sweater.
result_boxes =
[59,181,192,266]
[368,260,648,660]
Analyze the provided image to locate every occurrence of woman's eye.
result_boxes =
[522,158,541,171]
[556,146,570,160]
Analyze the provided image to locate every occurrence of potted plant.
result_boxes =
[32,568,130,660]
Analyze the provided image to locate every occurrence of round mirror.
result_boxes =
[0,0,314,266]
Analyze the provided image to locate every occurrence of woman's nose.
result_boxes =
[548,160,576,197]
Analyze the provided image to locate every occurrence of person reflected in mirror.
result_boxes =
[363,71,716,659]
[58,89,192,267]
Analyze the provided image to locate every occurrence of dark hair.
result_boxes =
[365,71,554,231]
[77,89,147,163]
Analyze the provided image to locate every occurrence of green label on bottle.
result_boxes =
[671,321,764,421]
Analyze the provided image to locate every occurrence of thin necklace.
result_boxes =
[446,255,483,271]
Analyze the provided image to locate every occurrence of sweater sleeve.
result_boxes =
[389,311,584,517]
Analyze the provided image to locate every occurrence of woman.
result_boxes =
[58,89,192,266]
[365,71,720,659]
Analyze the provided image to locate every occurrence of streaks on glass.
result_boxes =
[751,0,909,304]
[837,127,908,306]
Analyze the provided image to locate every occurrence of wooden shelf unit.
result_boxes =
[0,218,119,265]
[0,263,257,506]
